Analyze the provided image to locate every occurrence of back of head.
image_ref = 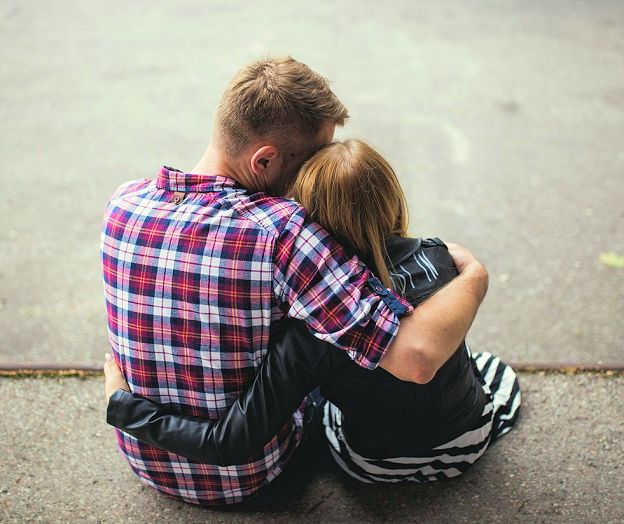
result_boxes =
[215,57,349,159]
[292,139,409,289]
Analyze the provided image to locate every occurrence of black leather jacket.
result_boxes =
[107,237,487,465]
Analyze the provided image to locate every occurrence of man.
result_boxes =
[101,56,488,506]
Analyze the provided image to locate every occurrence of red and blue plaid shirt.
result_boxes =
[101,166,412,505]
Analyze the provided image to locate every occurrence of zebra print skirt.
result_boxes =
[323,351,521,483]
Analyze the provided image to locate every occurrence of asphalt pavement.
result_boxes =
[1,2,623,522]
[1,373,622,523]
[0,0,623,366]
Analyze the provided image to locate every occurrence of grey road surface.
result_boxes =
[0,0,623,365]
[1,373,622,523]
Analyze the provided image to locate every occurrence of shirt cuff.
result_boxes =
[366,276,414,317]
[106,389,130,427]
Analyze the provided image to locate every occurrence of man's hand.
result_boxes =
[104,353,130,400]
[446,242,489,302]
[380,242,489,384]
[446,242,479,273]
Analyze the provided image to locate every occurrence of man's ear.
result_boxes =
[250,146,279,179]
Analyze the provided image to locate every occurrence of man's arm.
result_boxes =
[379,244,488,384]
[273,207,488,384]
[273,210,413,371]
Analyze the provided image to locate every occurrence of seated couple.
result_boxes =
[101,57,521,507]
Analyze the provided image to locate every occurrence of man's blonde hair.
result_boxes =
[215,56,349,158]
[292,140,409,289]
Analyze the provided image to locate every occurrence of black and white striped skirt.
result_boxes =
[323,350,521,483]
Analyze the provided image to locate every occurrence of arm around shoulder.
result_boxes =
[380,257,488,384]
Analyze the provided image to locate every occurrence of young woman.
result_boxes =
[105,139,521,484]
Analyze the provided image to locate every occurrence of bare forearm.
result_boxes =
[413,261,487,367]
[380,261,488,383]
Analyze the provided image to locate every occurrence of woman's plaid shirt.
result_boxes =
[100,167,411,506]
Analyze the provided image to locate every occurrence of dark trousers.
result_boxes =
[233,389,327,510]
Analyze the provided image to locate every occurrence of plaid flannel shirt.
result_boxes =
[100,166,412,506]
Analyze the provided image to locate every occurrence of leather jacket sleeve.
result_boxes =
[106,320,332,465]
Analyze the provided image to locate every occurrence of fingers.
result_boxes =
[103,353,122,377]
[103,354,112,376]
[447,242,473,257]
[446,244,470,272]
[103,353,131,400]
[446,243,483,276]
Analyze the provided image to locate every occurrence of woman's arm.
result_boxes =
[104,320,331,465]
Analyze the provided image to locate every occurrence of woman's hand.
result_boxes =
[104,353,130,400]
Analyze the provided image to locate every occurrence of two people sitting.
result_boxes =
[101,57,520,506]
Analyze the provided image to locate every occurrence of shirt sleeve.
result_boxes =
[273,209,413,370]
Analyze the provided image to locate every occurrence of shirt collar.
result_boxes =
[156,166,242,193]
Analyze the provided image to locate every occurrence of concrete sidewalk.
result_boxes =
[1,373,622,523]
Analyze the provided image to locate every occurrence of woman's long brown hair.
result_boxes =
[292,139,409,289]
